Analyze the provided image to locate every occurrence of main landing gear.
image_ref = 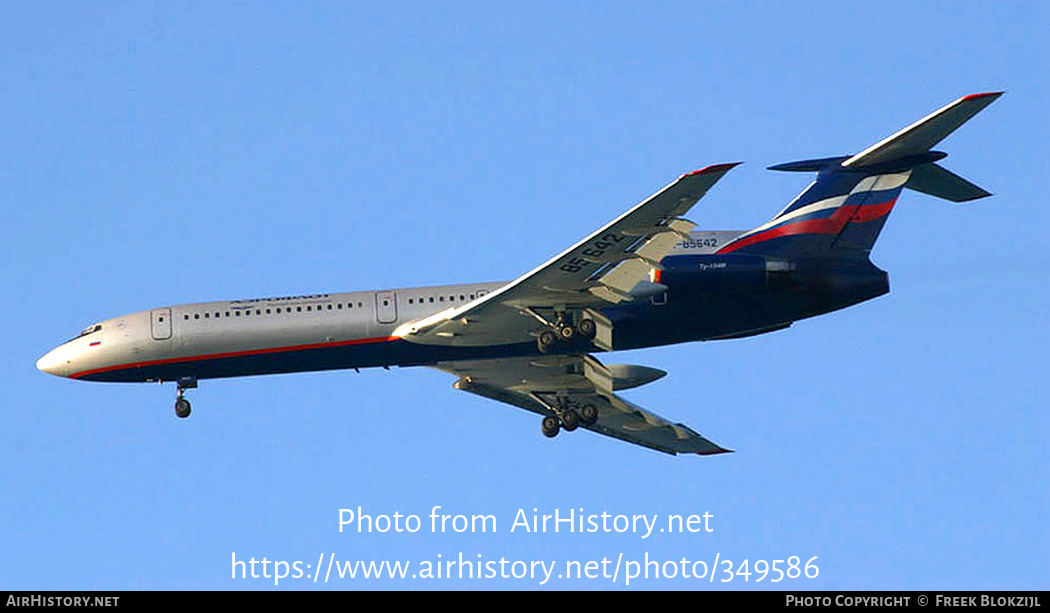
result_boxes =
[174,376,197,419]
[540,402,599,438]
[536,317,597,353]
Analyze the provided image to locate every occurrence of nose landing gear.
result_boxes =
[175,395,191,419]
[174,376,197,419]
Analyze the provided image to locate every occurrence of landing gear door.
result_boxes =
[375,292,397,324]
[150,308,172,340]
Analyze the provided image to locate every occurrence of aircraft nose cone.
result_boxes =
[36,347,65,377]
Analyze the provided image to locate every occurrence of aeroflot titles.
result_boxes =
[230,293,332,304]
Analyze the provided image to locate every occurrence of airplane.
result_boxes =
[37,92,1001,456]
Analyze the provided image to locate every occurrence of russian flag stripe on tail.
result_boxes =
[718,171,909,257]
[718,92,1001,259]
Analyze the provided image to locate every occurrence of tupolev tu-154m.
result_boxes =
[37,93,1001,456]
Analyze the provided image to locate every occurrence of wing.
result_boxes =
[393,164,739,349]
[434,354,731,456]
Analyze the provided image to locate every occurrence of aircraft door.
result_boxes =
[150,308,172,340]
[375,292,397,324]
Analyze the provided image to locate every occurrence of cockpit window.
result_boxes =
[70,324,102,342]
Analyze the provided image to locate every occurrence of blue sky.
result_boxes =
[2,2,1047,590]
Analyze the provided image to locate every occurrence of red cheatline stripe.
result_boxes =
[717,198,897,254]
[70,335,398,379]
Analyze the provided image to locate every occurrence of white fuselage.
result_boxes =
[37,282,505,382]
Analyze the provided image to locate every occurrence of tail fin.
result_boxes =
[718,92,1002,258]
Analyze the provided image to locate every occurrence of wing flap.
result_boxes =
[436,355,731,456]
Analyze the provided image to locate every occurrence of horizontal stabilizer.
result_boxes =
[768,156,850,172]
[906,162,992,202]
[843,92,1003,168]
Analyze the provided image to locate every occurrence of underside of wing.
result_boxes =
[395,164,739,348]
[434,355,731,456]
